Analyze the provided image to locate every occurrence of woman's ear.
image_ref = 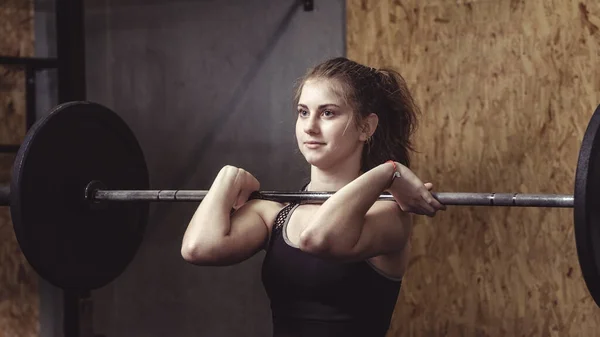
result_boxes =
[360,113,379,141]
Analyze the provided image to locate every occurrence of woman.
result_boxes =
[181,57,445,337]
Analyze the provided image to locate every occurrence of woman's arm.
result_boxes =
[299,161,444,261]
[181,165,271,266]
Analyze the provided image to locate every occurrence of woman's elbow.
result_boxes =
[299,230,350,259]
[298,230,326,255]
[181,242,204,264]
[181,239,221,266]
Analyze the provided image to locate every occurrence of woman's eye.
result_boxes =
[322,110,334,117]
[298,109,308,116]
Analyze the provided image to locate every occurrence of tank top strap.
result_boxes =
[274,203,298,232]
[265,183,307,250]
[264,202,298,251]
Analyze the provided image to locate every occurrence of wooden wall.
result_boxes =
[347,0,600,336]
[0,0,39,336]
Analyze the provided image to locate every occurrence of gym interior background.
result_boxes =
[1,0,600,336]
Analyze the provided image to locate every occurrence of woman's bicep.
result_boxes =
[348,202,412,260]
[184,200,271,266]
[224,200,273,260]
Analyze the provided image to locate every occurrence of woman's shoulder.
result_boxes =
[242,199,290,229]
[254,182,309,225]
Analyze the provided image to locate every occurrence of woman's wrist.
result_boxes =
[385,160,401,189]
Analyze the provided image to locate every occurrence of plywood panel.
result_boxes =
[0,0,39,336]
[0,65,27,146]
[347,0,600,335]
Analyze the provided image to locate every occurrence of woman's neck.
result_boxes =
[307,161,362,192]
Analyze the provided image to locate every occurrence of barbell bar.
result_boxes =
[0,177,577,207]
[88,188,575,208]
[1,101,599,309]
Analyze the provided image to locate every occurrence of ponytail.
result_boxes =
[362,69,419,170]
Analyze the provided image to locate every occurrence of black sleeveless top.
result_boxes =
[261,203,402,337]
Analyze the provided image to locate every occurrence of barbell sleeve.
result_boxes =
[90,189,574,208]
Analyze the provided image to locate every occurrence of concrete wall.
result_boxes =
[36,0,345,336]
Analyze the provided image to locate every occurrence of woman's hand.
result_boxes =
[214,165,261,210]
[386,162,446,216]
[230,167,261,210]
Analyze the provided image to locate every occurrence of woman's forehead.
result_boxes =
[299,78,347,104]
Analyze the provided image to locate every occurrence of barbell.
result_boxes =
[0,101,599,307]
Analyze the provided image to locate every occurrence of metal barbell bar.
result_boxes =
[0,183,578,208]
[89,188,575,208]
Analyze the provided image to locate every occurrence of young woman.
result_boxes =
[181,57,445,337]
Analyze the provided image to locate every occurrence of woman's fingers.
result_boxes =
[422,183,446,212]
[232,168,261,209]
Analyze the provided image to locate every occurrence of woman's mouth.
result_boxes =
[304,141,325,149]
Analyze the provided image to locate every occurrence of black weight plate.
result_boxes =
[10,101,149,290]
[575,104,600,308]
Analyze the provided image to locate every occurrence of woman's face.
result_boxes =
[295,78,368,170]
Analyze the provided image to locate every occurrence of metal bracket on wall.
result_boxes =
[0,56,59,153]
[303,0,313,11]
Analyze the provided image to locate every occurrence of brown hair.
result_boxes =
[293,57,420,170]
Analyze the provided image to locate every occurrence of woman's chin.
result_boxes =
[302,155,326,167]
[303,156,336,170]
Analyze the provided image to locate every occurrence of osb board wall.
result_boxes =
[0,1,39,336]
[347,0,600,336]
[1,0,30,146]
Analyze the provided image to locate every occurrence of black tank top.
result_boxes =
[261,203,402,337]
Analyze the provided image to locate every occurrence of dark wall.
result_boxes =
[38,0,345,336]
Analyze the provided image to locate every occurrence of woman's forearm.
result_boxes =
[299,162,395,255]
[182,167,240,250]
[181,166,268,266]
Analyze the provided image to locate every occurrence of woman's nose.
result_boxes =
[303,115,319,134]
